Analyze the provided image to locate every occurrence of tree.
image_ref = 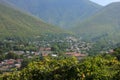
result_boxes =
[3,54,120,80]
[5,51,19,59]
[51,44,60,54]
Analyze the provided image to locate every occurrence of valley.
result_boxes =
[0,0,120,80]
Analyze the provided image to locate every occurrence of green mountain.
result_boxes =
[72,2,120,44]
[0,3,67,40]
[3,0,102,29]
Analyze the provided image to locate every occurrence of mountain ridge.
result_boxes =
[2,0,102,29]
[72,2,120,44]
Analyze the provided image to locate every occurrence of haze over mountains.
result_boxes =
[3,0,102,29]
[0,2,67,40]
[73,2,120,43]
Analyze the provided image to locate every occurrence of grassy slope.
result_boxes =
[0,3,68,40]
[72,2,120,43]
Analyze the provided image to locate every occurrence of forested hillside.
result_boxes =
[72,2,120,44]
[0,3,67,40]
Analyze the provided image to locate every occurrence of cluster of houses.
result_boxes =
[0,59,23,72]
[0,36,93,72]
[65,52,87,60]
[39,47,87,59]
[0,48,114,73]
[65,36,93,54]
[100,49,114,54]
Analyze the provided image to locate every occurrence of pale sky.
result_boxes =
[90,0,120,6]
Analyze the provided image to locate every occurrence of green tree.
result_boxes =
[5,51,20,59]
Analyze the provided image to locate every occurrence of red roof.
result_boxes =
[42,53,49,56]
[65,52,86,57]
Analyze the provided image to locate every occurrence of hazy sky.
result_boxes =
[90,0,120,6]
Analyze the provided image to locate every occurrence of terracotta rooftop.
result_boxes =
[65,52,86,57]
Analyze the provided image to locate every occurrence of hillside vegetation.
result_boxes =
[72,2,120,44]
[3,0,102,29]
[0,3,67,40]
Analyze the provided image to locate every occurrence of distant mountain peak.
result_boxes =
[105,2,120,7]
[109,2,120,5]
[2,0,102,29]
[72,2,120,44]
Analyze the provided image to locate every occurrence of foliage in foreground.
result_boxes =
[2,54,120,80]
